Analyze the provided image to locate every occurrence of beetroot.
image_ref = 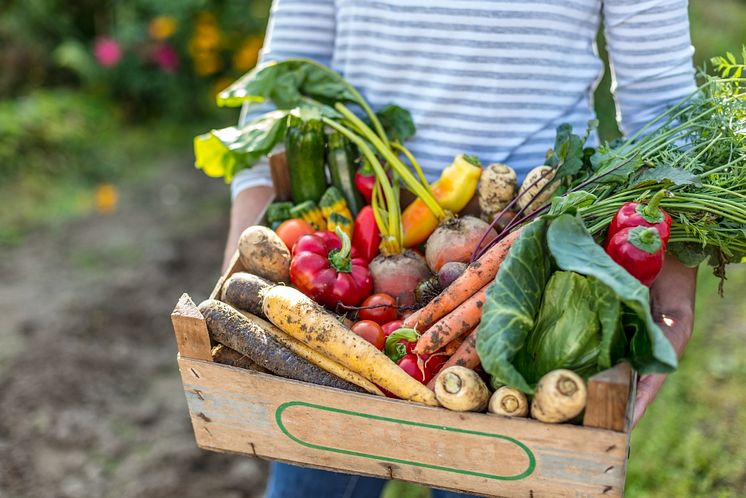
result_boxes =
[369,249,431,307]
[425,216,497,273]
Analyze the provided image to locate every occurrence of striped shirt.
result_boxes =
[232,0,695,198]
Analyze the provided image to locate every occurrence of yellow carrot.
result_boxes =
[263,286,439,406]
[239,310,384,396]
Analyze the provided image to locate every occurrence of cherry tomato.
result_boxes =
[275,219,315,252]
[381,319,404,336]
[351,320,386,350]
[358,293,398,324]
[397,354,426,383]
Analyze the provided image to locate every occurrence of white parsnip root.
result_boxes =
[531,369,587,423]
[434,366,490,412]
[488,386,529,417]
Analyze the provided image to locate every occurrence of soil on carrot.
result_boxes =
[0,158,269,498]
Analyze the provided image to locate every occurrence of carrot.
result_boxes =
[426,328,479,390]
[220,272,273,317]
[199,299,365,393]
[413,284,488,355]
[237,310,384,396]
[404,229,521,331]
[263,286,439,406]
[211,344,267,372]
[443,335,466,356]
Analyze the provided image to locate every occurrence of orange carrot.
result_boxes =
[427,328,479,390]
[443,335,466,356]
[413,285,488,355]
[404,229,521,331]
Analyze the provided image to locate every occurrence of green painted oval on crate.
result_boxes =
[274,401,536,480]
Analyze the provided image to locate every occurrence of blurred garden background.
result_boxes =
[0,1,744,497]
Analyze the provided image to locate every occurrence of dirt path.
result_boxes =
[0,159,268,498]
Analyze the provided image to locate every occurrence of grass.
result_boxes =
[627,266,746,497]
[0,114,217,246]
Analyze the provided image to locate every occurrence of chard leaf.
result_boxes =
[476,219,551,393]
[667,241,713,267]
[376,104,416,143]
[546,215,677,373]
[633,165,702,188]
[513,271,601,385]
[548,191,597,215]
[217,59,358,109]
[549,124,585,179]
[194,110,289,181]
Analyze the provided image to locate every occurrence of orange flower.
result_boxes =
[149,15,178,40]
[192,51,222,75]
[233,36,263,71]
[94,183,118,214]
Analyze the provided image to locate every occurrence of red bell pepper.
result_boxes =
[606,190,672,246]
[290,228,373,309]
[354,164,375,204]
[351,206,381,262]
[605,226,665,287]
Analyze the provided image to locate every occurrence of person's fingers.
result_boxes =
[632,373,667,428]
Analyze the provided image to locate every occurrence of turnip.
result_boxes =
[369,249,431,307]
[478,163,517,223]
[516,166,559,214]
[434,366,490,412]
[425,216,497,273]
[530,369,587,423]
[488,386,528,417]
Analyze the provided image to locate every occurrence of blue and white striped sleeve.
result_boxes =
[231,0,336,200]
[602,0,696,136]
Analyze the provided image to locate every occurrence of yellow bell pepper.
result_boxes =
[402,154,482,247]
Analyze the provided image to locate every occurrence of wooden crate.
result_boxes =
[171,252,637,498]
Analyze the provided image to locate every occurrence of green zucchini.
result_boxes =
[327,131,364,216]
[285,115,327,203]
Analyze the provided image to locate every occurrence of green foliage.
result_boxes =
[0,89,117,181]
[0,0,272,118]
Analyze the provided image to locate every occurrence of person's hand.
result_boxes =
[633,255,697,427]
[632,312,693,427]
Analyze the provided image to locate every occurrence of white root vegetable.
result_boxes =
[237,226,291,283]
[478,163,517,223]
[434,366,490,412]
[531,369,587,423]
[488,387,529,417]
[516,166,559,214]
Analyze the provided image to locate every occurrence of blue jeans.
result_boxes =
[266,462,479,498]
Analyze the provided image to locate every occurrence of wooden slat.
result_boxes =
[583,363,633,433]
[269,152,292,201]
[179,357,629,498]
[171,294,212,361]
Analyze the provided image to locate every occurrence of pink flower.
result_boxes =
[93,37,123,67]
[152,43,180,73]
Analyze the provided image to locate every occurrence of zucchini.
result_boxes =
[285,114,327,203]
[327,131,365,216]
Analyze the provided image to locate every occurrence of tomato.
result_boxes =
[381,319,404,337]
[351,320,386,350]
[358,293,398,324]
[275,219,315,252]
